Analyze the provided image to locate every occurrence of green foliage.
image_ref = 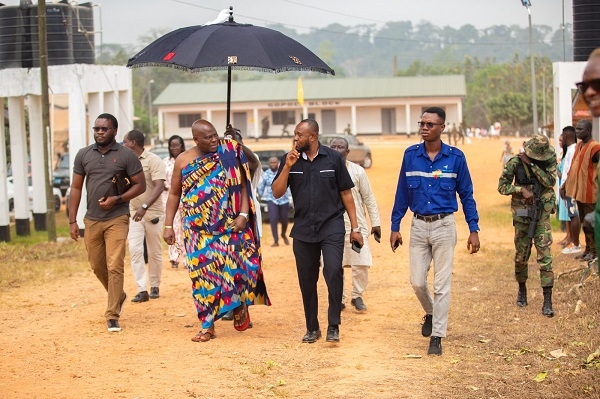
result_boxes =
[487,92,532,131]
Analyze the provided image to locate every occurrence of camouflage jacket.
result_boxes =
[498,155,557,223]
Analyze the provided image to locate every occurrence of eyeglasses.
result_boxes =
[92,126,114,132]
[417,121,444,129]
[575,79,600,94]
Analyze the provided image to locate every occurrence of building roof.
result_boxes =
[153,75,466,106]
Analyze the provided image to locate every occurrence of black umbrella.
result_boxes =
[127,7,335,127]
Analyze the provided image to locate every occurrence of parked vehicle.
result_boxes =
[318,134,373,168]
[254,149,286,171]
[53,153,70,196]
[149,145,169,160]
[7,176,61,212]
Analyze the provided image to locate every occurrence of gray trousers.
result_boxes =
[409,214,457,338]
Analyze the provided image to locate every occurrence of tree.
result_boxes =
[487,92,532,134]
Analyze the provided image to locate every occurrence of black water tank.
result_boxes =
[28,3,74,67]
[573,0,600,61]
[0,5,27,69]
[71,2,95,64]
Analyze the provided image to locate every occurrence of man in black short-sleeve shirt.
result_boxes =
[68,113,145,333]
[272,119,364,344]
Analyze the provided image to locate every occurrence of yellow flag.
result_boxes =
[297,77,304,106]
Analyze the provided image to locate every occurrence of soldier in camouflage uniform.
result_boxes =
[498,135,557,317]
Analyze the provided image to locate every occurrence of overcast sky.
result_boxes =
[2,0,574,47]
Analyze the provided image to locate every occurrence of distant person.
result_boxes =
[162,135,186,268]
[163,119,270,342]
[563,119,600,261]
[556,132,571,246]
[390,107,480,356]
[456,122,465,145]
[500,140,513,165]
[498,135,557,317]
[330,137,381,312]
[271,119,364,344]
[261,116,270,137]
[257,156,291,247]
[343,123,352,135]
[576,48,600,254]
[450,123,458,146]
[281,123,291,137]
[122,130,166,302]
[68,113,146,332]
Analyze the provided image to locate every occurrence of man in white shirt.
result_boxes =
[330,137,381,311]
[559,126,582,254]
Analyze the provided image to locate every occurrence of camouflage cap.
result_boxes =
[524,135,555,161]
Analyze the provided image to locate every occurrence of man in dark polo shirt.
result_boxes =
[68,113,146,333]
[271,119,364,344]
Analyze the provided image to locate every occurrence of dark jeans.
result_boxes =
[293,232,344,331]
[267,201,289,243]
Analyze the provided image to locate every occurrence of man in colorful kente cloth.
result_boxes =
[163,119,270,342]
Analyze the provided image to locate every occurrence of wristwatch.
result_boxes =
[351,227,361,233]
[115,195,123,204]
[141,203,149,210]
[239,212,249,221]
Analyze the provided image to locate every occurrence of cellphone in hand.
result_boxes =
[393,239,400,250]
[373,231,381,243]
[351,240,362,253]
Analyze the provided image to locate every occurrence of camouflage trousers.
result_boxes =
[513,215,554,287]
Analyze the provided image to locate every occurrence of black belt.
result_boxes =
[414,213,451,222]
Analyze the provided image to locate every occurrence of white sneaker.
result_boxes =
[562,244,583,254]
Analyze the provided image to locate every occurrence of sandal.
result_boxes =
[233,303,252,332]
[191,328,216,342]
[170,261,179,268]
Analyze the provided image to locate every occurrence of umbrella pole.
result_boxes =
[226,66,232,128]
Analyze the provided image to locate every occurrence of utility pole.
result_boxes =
[38,0,57,242]
[148,79,154,136]
[521,0,538,136]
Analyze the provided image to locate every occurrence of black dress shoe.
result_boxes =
[149,287,159,299]
[301,330,321,343]
[326,325,339,342]
[131,291,149,303]
[351,297,367,311]
[428,336,442,355]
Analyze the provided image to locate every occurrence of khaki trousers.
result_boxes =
[84,214,129,320]
[342,265,369,303]
[128,216,163,292]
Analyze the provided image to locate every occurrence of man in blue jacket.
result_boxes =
[390,107,480,356]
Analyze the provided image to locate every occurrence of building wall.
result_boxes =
[157,96,464,140]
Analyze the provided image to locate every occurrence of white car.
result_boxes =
[7,176,62,212]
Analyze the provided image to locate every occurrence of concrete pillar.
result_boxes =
[351,105,357,136]
[69,88,89,236]
[158,109,165,141]
[118,89,133,137]
[405,104,411,136]
[8,97,30,236]
[28,95,49,231]
[253,108,259,140]
[0,98,9,242]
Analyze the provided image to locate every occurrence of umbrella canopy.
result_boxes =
[127,8,335,127]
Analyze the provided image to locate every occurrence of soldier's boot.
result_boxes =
[542,286,554,318]
[516,282,527,307]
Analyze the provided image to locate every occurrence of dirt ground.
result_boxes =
[0,136,598,399]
